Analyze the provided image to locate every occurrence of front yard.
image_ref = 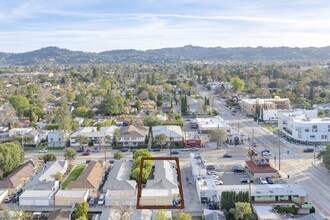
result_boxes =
[61,164,86,189]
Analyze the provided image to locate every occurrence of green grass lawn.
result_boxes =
[24,143,47,151]
[47,147,65,151]
[61,164,86,189]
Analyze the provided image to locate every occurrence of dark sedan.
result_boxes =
[223,154,232,158]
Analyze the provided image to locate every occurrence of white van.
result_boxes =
[97,194,105,205]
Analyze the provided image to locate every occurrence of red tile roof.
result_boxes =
[245,160,277,173]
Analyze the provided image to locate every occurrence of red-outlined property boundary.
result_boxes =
[136,157,185,209]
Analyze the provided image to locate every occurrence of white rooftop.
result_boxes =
[145,160,178,190]
[141,188,179,197]
[39,160,67,182]
[251,184,308,197]
[20,190,53,198]
[56,190,89,198]
[196,116,230,130]
[252,205,281,220]
[152,125,183,138]
[71,126,116,138]
[197,176,216,190]
[103,161,136,191]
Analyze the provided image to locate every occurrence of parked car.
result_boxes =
[189,148,198,151]
[88,198,96,205]
[171,151,180,155]
[207,203,214,210]
[206,165,216,171]
[119,148,129,152]
[98,194,105,205]
[259,177,268,184]
[223,154,232,158]
[214,179,223,185]
[82,151,91,156]
[303,148,314,153]
[152,148,161,152]
[261,150,272,156]
[232,165,245,173]
[12,189,23,203]
[86,160,92,164]
[207,171,218,175]
[108,159,116,164]
[4,194,15,203]
[91,149,101,153]
[211,175,219,180]
[38,149,48,153]
[240,178,253,183]
[76,149,84,153]
[266,177,274,184]
[180,148,189,151]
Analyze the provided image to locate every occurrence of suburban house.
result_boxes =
[245,158,278,178]
[66,161,104,197]
[140,160,181,207]
[278,110,330,144]
[8,128,33,137]
[55,190,89,207]
[48,130,67,147]
[196,116,230,134]
[185,132,202,148]
[24,160,67,191]
[241,96,291,116]
[116,125,149,147]
[104,160,137,207]
[152,125,184,147]
[70,126,116,147]
[23,130,42,146]
[0,159,43,194]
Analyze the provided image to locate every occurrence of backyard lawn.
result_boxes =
[61,164,86,189]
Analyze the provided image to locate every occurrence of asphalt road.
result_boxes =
[198,85,330,218]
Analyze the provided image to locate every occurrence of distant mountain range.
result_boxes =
[1,45,330,65]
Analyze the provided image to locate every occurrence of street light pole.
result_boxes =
[278,129,281,171]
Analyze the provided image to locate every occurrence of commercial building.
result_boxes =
[278,110,330,144]
[262,109,317,123]
[184,132,202,148]
[245,158,278,178]
[241,97,290,115]
[55,190,89,206]
[195,116,230,134]
[190,153,218,203]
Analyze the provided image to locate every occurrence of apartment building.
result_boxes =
[241,96,290,115]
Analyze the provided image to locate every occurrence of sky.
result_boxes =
[0,0,330,52]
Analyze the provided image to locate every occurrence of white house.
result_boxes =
[140,160,181,207]
[196,116,230,134]
[70,126,116,147]
[152,125,183,146]
[104,160,137,207]
[48,130,66,147]
[9,128,33,137]
[20,160,68,207]
[116,125,149,147]
[278,111,330,144]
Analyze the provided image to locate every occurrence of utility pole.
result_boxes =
[278,130,281,170]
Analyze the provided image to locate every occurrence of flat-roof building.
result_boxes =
[241,96,290,115]
[196,116,230,134]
